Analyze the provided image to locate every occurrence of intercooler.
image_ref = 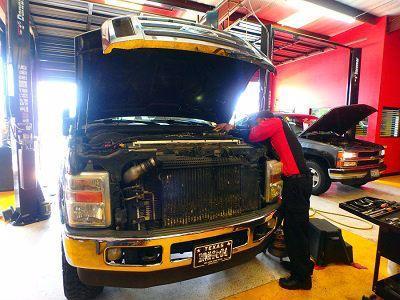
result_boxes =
[158,157,261,227]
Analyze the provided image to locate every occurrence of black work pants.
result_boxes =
[281,175,313,280]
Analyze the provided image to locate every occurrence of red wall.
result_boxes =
[273,18,400,173]
[274,18,387,139]
[376,29,400,173]
[332,18,387,142]
[274,48,349,113]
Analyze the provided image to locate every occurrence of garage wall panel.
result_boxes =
[332,17,387,143]
[274,47,349,114]
[274,17,387,141]
[377,28,400,173]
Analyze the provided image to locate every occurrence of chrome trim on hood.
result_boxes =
[100,15,276,73]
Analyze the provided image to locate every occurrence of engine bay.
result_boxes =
[67,128,269,231]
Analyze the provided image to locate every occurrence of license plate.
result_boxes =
[193,240,233,268]
[371,169,380,178]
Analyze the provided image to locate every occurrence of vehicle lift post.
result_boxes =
[346,48,362,139]
[5,0,50,225]
[259,24,274,111]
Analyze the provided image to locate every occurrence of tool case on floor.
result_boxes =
[309,218,353,266]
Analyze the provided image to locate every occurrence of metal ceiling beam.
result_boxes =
[304,0,379,25]
[31,12,103,27]
[140,0,213,13]
[273,36,326,50]
[78,0,331,40]
[29,0,124,19]
[34,21,87,32]
[87,2,94,30]
[76,0,197,19]
[209,0,244,28]
[229,12,331,40]
[388,16,400,33]
[274,53,296,59]
[37,34,74,44]
[273,27,349,49]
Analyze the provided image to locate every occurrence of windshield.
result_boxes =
[76,46,259,129]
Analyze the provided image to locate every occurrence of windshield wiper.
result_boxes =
[158,119,214,127]
[88,118,160,125]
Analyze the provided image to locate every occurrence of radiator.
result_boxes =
[158,157,260,227]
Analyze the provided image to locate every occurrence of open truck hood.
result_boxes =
[74,15,275,127]
[299,104,376,137]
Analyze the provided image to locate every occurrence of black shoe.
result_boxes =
[279,275,312,290]
[280,261,314,275]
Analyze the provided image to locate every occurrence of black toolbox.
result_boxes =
[340,197,400,299]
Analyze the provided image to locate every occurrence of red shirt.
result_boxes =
[248,118,301,177]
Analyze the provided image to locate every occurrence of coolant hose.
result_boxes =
[123,158,157,184]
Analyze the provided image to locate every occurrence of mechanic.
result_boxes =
[215,111,314,290]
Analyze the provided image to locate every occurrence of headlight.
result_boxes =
[266,160,283,202]
[338,151,358,160]
[380,149,385,156]
[65,172,111,228]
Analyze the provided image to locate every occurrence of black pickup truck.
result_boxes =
[278,104,386,195]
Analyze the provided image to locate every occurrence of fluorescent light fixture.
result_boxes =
[278,0,355,28]
[105,0,143,11]
[278,11,320,28]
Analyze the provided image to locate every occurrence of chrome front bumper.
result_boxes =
[328,164,386,180]
[63,206,278,273]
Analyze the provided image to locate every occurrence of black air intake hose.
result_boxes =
[123,158,157,184]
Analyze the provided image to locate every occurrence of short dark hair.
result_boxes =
[248,110,274,126]
[255,110,274,119]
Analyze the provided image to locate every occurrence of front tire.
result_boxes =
[306,160,331,195]
[62,243,104,300]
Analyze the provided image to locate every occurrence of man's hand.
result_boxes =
[214,123,235,132]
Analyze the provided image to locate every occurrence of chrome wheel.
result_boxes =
[310,167,320,188]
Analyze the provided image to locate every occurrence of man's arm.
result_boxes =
[214,123,251,140]
[230,127,251,140]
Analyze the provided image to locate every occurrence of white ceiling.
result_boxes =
[198,0,400,16]
[314,0,400,16]
[195,0,400,36]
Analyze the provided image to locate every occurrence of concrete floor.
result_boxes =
[0,178,399,300]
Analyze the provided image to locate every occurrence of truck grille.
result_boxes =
[358,151,380,158]
[358,159,380,167]
[158,157,260,227]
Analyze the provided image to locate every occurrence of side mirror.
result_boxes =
[62,109,72,137]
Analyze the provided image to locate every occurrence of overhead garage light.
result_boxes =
[105,0,143,11]
[278,11,320,28]
[278,0,355,28]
